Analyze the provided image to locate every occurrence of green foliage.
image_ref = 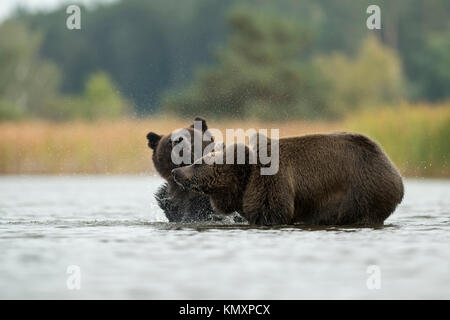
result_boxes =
[18,0,232,113]
[2,0,450,118]
[0,100,25,120]
[347,103,450,177]
[162,8,331,120]
[387,0,450,101]
[81,72,130,120]
[414,24,450,100]
[315,36,405,116]
[42,72,130,121]
[0,20,60,120]
[0,20,130,122]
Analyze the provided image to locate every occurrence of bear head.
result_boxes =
[171,143,254,195]
[146,117,212,181]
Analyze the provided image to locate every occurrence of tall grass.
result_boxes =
[0,117,337,175]
[0,103,448,177]
[346,102,450,177]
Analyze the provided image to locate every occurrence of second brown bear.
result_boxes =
[172,132,404,226]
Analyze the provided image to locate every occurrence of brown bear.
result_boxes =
[146,117,246,223]
[171,132,404,226]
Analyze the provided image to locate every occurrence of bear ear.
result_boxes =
[146,132,161,150]
[190,116,208,132]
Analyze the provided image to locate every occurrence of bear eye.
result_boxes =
[171,136,183,146]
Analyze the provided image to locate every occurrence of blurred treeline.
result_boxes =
[1,0,450,121]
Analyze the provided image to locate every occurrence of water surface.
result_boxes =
[0,176,449,299]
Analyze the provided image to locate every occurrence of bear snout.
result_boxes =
[171,168,181,181]
[172,167,195,190]
[171,168,186,187]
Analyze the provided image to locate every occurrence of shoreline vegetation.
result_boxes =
[0,103,449,178]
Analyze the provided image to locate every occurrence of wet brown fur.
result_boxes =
[175,132,404,226]
[147,118,216,222]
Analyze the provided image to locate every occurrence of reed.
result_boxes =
[0,103,448,177]
[345,102,450,177]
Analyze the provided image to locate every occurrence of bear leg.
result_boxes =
[243,176,294,225]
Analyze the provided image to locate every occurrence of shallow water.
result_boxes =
[0,175,449,299]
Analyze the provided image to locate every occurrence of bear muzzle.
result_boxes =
[172,168,189,188]
[172,167,203,193]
